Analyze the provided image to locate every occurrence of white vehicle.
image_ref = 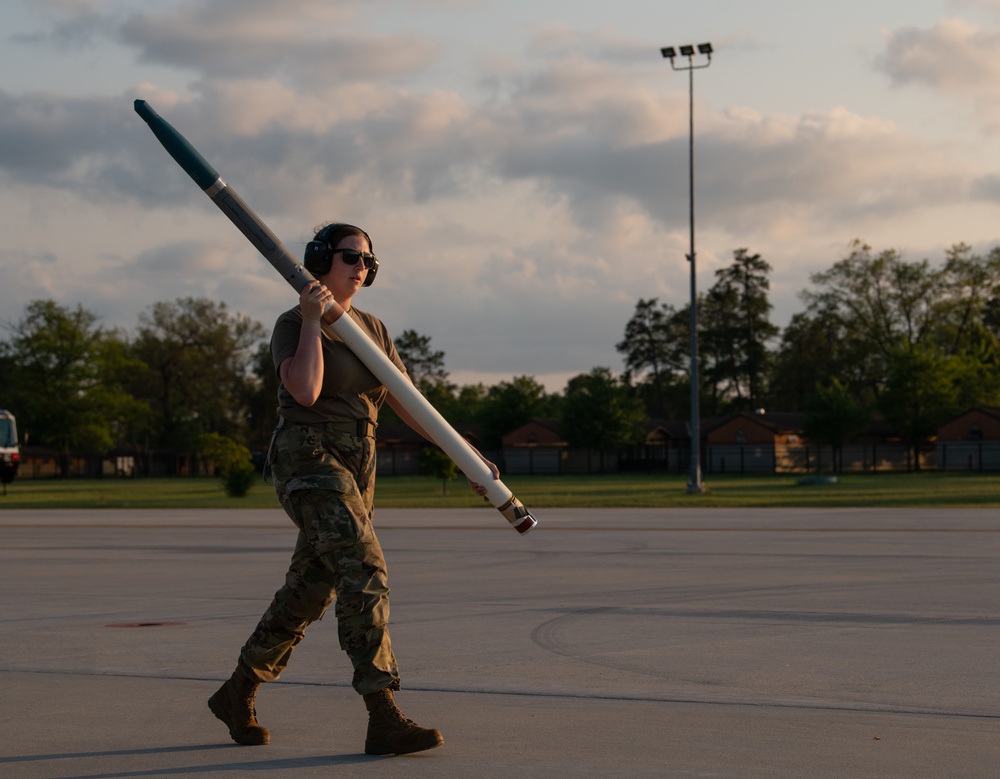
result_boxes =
[0,410,20,492]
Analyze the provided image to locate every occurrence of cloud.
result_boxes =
[9,0,107,49]
[117,0,441,87]
[0,248,62,327]
[877,17,1000,130]
[0,91,117,177]
[489,74,969,245]
[6,5,975,242]
[0,87,213,209]
[695,108,966,228]
[972,173,1000,200]
[951,0,1000,17]
[878,17,1000,91]
[3,3,1000,389]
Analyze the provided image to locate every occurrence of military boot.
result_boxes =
[362,687,443,755]
[208,663,270,746]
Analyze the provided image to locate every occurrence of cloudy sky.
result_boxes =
[3,0,1000,392]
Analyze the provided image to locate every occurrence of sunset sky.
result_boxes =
[2,0,999,391]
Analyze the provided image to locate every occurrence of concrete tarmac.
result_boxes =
[1,506,997,778]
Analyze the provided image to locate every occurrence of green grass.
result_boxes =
[1,472,1000,509]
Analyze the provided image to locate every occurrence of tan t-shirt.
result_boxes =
[270,305,407,426]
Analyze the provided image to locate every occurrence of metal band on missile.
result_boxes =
[134,99,537,534]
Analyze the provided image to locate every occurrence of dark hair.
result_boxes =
[302,223,378,286]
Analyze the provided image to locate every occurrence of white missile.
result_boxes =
[134,99,536,534]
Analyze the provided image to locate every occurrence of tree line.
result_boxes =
[0,291,643,472]
[2,238,998,474]
[618,239,1000,459]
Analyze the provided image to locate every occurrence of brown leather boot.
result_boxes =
[208,664,270,745]
[362,688,443,755]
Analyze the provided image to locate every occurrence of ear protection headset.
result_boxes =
[303,223,379,287]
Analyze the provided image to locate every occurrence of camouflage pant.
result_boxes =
[239,421,399,695]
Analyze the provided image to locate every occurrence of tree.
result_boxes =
[949,343,1000,411]
[700,248,779,413]
[770,313,837,412]
[418,446,459,494]
[394,330,449,391]
[381,329,471,428]
[802,378,872,472]
[935,243,1000,355]
[198,432,256,497]
[477,376,553,447]
[131,298,265,452]
[450,383,488,427]
[800,240,939,396]
[616,298,686,418]
[245,342,281,453]
[878,346,962,469]
[2,300,147,474]
[560,367,647,450]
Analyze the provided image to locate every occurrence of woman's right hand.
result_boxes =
[300,282,337,322]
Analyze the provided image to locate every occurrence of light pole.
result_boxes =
[661,42,712,494]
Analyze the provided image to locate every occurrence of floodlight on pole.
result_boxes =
[661,41,713,494]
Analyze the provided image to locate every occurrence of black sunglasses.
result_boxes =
[331,248,377,270]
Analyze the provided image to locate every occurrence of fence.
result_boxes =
[12,441,1000,479]
[626,442,996,475]
[935,441,1000,472]
[15,450,197,479]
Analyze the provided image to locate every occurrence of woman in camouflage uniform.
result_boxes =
[208,223,497,756]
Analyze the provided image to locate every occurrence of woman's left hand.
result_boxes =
[468,453,500,497]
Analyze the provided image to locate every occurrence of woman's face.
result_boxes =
[319,233,371,301]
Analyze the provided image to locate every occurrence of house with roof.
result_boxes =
[501,419,567,474]
[703,411,805,473]
[935,407,1000,471]
[618,419,693,473]
[702,411,922,473]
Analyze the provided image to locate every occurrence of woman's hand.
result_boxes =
[467,451,500,498]
[300,281,336,321]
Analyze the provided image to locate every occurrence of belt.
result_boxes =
[275,417,377,438]
[316,419,377,438]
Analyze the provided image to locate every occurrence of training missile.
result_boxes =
[134,99,536,534]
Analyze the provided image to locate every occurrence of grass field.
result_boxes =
[1,471,1000,509]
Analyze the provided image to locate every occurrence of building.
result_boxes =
[935,407,1000,471]
[704,411,804,473]
[501,419,567,474]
